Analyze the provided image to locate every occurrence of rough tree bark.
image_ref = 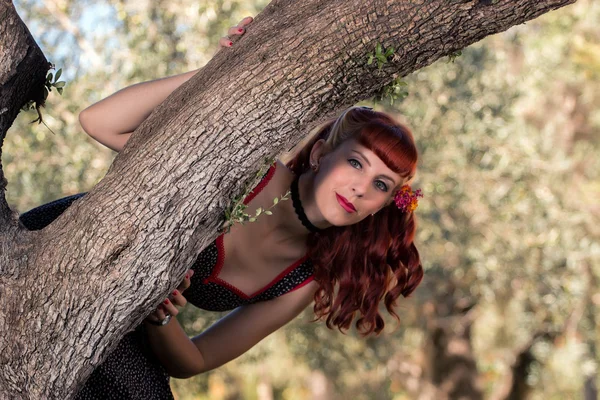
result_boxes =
[0,0,577,398]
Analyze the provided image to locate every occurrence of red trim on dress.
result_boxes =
[242,161,278,205]
[203,234,252,299]
[203,161,310,299]
[246,254,310,298]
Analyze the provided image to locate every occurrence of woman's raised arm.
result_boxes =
[79,17,253,152]
[78,69,198,152]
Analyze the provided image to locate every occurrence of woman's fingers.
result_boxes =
[219,36,233,48]
[152,305,168,321]
[236,16,253,28]
[170,289,188,308]
[228,16,252,36]
[219,16,253,48]
[177,269,194,292]
[146,267,193,323]
[162,299,179,316]
[227,26,245,37]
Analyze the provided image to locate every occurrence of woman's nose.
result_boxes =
[351,181,369,197]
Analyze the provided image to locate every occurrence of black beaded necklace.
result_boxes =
[290,175,322,233]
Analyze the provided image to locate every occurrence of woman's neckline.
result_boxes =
[211,235,309,299]
[204,160,309,299]
[241,160,279,205]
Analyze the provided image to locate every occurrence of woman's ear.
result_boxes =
[309,139,329,166]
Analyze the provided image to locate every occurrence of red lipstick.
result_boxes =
[336,193,356,213]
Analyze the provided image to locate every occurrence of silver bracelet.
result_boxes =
[146,313,172,327]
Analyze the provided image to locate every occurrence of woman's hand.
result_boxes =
[219,16,253,48]
[145,269,194,325]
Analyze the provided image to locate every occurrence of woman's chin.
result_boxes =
[323,212,361,228]
[315,202,361,228]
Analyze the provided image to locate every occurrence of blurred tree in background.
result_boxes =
[6,0,598,399]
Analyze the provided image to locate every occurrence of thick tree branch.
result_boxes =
[0,1,50,226]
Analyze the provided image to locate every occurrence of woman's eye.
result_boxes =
[349,159,388,192]
[376,181,388,192]
[348,158,361,168]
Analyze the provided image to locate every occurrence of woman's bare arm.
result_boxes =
[145,279,318,379]
[78,70,199,152]
[79,17,253,152]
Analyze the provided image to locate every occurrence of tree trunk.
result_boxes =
[0,0,577,398]
[422,284,483,400]
[489,331,555,400]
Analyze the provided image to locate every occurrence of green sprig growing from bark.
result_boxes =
[447,50,462,63]
[221,157,291,233]
[376,77,409,105]
[367,42,395,69]
[368,43,408,104]
[21,65,66,134]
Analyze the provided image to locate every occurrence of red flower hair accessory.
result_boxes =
[394,185,423,212]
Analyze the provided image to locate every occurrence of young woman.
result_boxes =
[19,16,424,400]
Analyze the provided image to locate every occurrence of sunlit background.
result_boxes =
[7,1,599,399]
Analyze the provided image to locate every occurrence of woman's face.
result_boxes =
[310,138,405,227]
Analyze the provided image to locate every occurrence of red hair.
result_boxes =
[286,107,423,336]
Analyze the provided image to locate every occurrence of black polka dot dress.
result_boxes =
[19,162,314,399]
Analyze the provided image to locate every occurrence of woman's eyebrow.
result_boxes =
[351,150,397,184]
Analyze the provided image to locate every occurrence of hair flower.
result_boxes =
[394,185,423,212]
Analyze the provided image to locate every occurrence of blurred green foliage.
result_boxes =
[6,0,599,399]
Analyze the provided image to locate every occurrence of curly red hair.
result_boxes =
[286,107,423,336]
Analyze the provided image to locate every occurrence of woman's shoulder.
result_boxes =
[246,159,294,200]
[275,158,290,173]
[272,158,295,189]
[269,159,294,185]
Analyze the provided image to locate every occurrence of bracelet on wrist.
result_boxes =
[146,313,172,327]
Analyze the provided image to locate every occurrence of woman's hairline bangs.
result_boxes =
[353,123,417,179]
